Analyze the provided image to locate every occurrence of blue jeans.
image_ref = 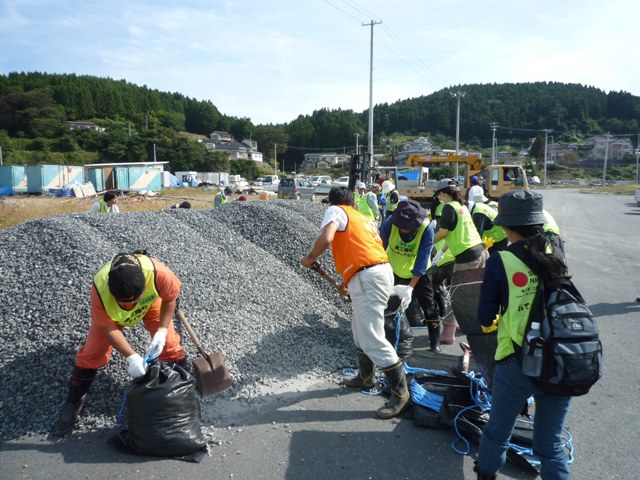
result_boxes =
[477,360,572,480]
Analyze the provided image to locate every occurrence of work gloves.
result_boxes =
[126,353,146,378]
[147,327,168,361]
[392,285,413,310]
[432,250,445,265]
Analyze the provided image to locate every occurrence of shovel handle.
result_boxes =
[175,310,209,359]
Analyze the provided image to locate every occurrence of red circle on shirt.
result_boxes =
[512,272,529,288]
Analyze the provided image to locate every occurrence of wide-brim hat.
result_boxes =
[493,190,546,227]
[472,192,489,204]
[391,199,426,231]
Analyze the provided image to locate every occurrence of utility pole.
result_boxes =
[274,143,278,175]
[602,133,610,186]
[354,132,359,155]
[363,19,382,183]
[635,135,640,184]
[0,145,3,166]
[153,143,157,163]
[543,129,550,187]
[490,122,499,165]
[452,91,466,180]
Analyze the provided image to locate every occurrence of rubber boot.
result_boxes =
[427,322,442,353]
[55,365,97,437]
[474,462,498,479]
[342,349,376,389]
[441,323,457,345]
[375,361,410,419]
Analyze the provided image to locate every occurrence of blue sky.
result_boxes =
[2,0,639,125]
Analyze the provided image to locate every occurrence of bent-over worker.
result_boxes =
[54,252,187,436]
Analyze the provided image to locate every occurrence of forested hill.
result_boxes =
[1,72,639,171]
[368,82,640,143]
[0,71,249,138]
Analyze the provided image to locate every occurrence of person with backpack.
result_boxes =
[475,190,572,480]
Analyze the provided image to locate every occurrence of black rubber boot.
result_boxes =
[427,321,442,354]
[474,462,498,479]
[342,349,376,389]
[375,360,410,419]
[55,366,97,437]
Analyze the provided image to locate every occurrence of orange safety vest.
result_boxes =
[331,206,388,285]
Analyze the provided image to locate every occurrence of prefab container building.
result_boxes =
[25,164,85,194]
[84,162,169,193]
[0,165,28,193]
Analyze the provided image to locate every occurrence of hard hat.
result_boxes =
[356,181,366,189]
[381,180,395,194]
[224,186,233,195]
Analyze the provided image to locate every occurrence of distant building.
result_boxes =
[584,135,633,161]
[65,121,105,132]
[301,153,349,171]
[205,131,264,163]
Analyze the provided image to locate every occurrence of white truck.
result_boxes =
[261,175,280,192]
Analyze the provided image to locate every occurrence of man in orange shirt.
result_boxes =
[55,252,187,436]
[300,186,410,419]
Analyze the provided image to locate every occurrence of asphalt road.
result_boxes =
[1,188,638,480]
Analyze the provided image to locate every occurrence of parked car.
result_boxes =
[253,177,264,186]
[333,176,350,187]
[635,189,640,206]
[262,175,280,192]
[309,175,332,187]
[278,177,315,200]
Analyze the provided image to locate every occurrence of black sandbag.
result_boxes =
[450,267,498,384]
[384,295,414,357]
[121,361,207,459]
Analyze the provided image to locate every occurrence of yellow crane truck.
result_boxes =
[395,153,529,203]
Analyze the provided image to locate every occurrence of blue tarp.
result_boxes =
[398,169,421,181]
[0,186,15,196]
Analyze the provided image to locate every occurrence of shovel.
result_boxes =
[310,261,350,302]
[175,310,233,396]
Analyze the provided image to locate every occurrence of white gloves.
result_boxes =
[126,353,147,378]
[432,250,445,265]
[147,327,168,360]
[392,285,413,310]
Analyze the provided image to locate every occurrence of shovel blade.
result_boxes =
[192,353,233,397]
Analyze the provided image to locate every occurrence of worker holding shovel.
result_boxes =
[300,186,412,420]
[54,252,187,436]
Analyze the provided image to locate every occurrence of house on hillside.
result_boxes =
[65,121,105,132]
[204,131,264,163]
[584,135,634,161]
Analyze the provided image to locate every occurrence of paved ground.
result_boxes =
[2,188,639,480]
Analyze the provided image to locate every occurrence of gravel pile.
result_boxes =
[0,200,354,441]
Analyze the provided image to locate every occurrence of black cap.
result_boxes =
[108,253,145,300]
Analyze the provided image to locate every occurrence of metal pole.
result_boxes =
[354,132,359,155]
[602,133,609,186]
[636,136,640,184]
[490,122,498,165]
[452,91,465,181]
[0,145,3,166]
[363,19,382,183]
[153,143,157,163]
[274,143,278,175]
[543,130,548,187]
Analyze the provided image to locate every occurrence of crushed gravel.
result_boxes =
[0,200,354,441]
